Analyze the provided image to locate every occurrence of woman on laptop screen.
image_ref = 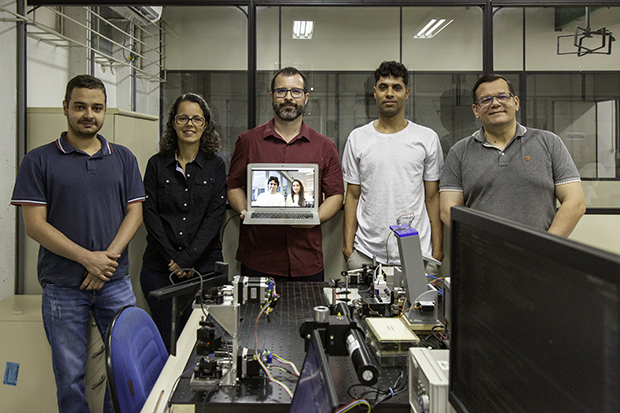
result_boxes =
[286,179,314,207]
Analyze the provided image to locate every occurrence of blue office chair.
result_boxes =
[105,305,169,413]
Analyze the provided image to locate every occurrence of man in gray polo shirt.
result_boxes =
[440,74,585,237]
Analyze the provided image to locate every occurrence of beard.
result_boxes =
[67,118,102,139]
[272,100,305,121]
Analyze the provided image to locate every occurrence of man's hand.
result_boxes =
[80,251,119,281]
[342,245,353,262]
[432,246,445,263]
[80,272,105,290]
[227,187,248,220]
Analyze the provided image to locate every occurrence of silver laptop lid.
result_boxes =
[244,163,320,225]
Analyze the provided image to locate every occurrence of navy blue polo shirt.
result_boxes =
[11,133,145,288]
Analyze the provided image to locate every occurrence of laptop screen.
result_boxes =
[248,164,317,209]
[289,331,339,413]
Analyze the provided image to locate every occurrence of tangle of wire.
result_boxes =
[250,280,300,397]
[335,398,371,413]
[423,324,447,349]
[346,370,408,409]
[271,353,300,376]
[255,349,296,398]
[253,279,280,354]
[426,273,445,296]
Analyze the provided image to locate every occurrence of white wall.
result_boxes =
[0,3,17,300]
[26,39,70,107]
[569,214,620,256]
[164,7,247,70]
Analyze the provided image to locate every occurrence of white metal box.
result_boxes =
[408,348,456,413]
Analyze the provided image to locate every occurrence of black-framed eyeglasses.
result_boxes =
[175,115,206,126]
[475,93,515,108]
[272,88,306,99]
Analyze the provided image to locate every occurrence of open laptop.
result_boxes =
[289,331,339,413]
[243,163,320,225]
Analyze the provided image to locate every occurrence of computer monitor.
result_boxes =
[448,207,620,413]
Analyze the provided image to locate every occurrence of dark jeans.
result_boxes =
[240,263,324,282]
[139,266,193,353]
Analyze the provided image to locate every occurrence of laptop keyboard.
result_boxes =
[251,212,314,219]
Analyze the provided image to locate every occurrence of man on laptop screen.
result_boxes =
[255,175,286,206]
[226,67,344,282]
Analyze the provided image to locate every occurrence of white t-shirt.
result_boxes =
[256,192,285,206]
[286,194,314,207]
[341,120,444,265]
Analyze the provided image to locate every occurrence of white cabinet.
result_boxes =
[0,295,107,412]
[0,295,56,412]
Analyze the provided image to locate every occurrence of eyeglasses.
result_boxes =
[272,88,306,99]
[475,93,515,108]
[175,115,205,127]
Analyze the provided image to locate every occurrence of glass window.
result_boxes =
[525,73,620,180]
[402,6,483,71]
[162,6,248,169]
[162,71,247,169]
[494,6,620,206]
[258,7,401,72]
[159,3,620,197]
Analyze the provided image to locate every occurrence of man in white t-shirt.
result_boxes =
[255,176,285,206]
[342,61,444,272]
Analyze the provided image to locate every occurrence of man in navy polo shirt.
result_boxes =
[439,74,585,237]
[11,75,145,413]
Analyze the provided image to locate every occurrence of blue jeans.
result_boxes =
[42,276,136,413]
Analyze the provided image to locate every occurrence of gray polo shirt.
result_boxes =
[440,123,580,231]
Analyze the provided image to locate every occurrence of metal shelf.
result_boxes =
[0,2,166,82]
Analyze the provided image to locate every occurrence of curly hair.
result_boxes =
[159,93,221,158]
[374,61,409,86]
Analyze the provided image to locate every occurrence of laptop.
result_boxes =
[244,163,320,225]
[289,331,339,413]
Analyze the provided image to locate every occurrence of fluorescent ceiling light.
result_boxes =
[293,21,314,39]
[414,18,453,39]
